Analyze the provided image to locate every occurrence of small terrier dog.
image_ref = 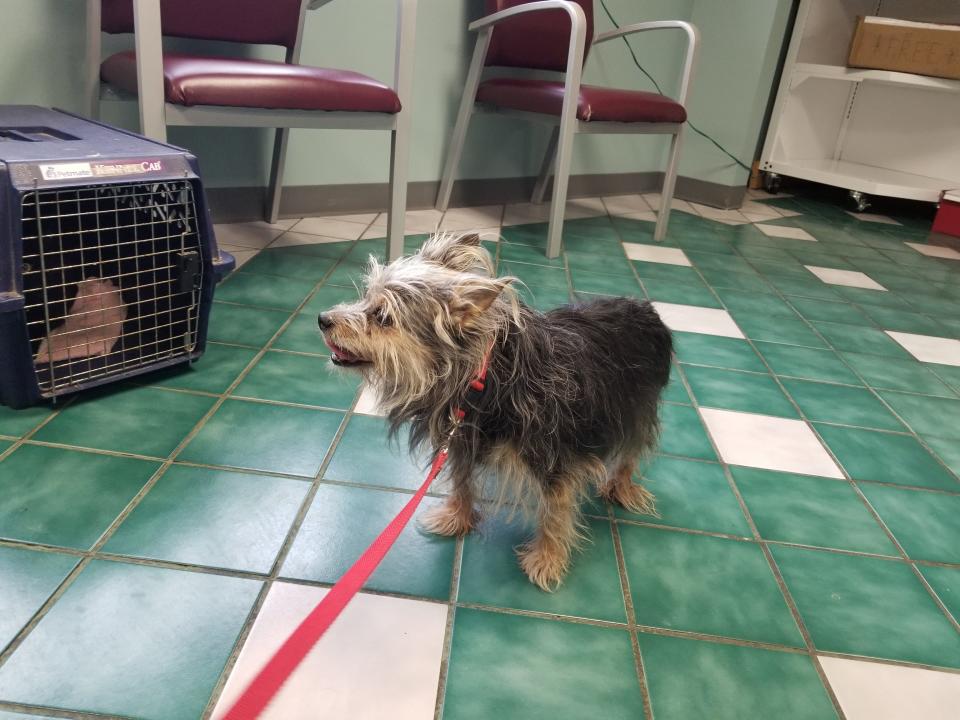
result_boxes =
[319,232,672,590]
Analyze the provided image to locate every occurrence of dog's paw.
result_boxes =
[517,542,568,592]
[601,481,658,517]
[420,499,477,537]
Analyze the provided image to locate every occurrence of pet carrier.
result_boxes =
[0,106,235,409]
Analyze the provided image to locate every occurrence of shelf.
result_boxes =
[763,159,956,202]
[792,63,960,93]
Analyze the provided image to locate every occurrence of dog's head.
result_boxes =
[318,232,518,407]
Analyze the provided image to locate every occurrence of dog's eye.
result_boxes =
[374,308,392,327]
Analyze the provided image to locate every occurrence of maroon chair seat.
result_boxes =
[101,51,402,113]
[476,77,686,124]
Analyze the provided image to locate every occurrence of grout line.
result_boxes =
[451,601,629,630]
[607,503,655,720]
[431,535,465,720]
[675,355,960,403]
[0,701,129,719]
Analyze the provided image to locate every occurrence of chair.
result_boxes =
[436,0,698,258]
[86,0,417,260]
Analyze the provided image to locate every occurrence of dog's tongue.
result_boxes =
[325,339,361,363]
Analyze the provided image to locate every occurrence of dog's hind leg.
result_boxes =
[517,461,596,592]
[421,462,478,537]
[599,455,657,517]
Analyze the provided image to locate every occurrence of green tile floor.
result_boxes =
[1,192,959,718]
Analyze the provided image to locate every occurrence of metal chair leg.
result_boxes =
[131,0,167,141]
[387,123,411,261]
[545,123,577,259]
[436,29,492,212]
[655,127,684,242]
[266,128,289,224]
[85,0,102,120]
[531,127,559,205]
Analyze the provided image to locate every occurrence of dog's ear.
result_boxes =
[420,232,493,276]
[449,277,512,326]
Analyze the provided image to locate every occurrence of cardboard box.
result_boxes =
[848,16,960,81]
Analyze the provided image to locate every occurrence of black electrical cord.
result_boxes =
[597,0,752,172]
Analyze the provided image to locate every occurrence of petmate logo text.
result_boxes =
[39,162,93,180]
[91,160,164,177]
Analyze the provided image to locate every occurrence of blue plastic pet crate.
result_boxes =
[0,106,234,408]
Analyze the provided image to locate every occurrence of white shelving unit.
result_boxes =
[759,0,960,208]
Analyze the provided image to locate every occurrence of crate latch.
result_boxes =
[175,251,202,294]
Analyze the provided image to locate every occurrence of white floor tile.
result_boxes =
[904,241,960,260]
[805,265,886,291]
[711,218,751,226]
[212,583,447,720]
[328,212,381,225]
[652,303,744,339]
[291,217,369,240]
[602,194,651,215]
[474,227,503,241]
[886,332,960,366]
[618,210,659,223]
[440,205,504,231]
[404,208,446,233]
[643,193,697,215]
[356,210,445,239]
[845,211,902,225]
[567,196,608,216]
[743,212,781,224]
[361,224,387,240]
[739,200,783,219]
[360,226,501,245]
[756,224,817,242]
[819,656,960,720]
[622,243,691,266]
[699,408,843,478]
[354,384,386,416]
[689,203,750,225]
[775,209,802,219]
[215,221,293,249]
[270,230,349,248]
[501,198,605,227]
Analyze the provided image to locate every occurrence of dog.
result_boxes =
[318,231,673,590]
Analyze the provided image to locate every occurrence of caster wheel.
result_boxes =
[849,190,871,213]
[762,172,782,194]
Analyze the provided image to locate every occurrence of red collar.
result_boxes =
[453,343,494,422]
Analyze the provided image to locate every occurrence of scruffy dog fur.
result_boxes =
[318,232,673,590]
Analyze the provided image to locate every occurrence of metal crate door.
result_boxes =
[20,180,205,396]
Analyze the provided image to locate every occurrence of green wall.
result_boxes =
[0,0,792,194]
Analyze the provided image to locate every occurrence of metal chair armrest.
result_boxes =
[593,20,699,106]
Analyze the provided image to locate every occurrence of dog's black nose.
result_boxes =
[318,312,333,331]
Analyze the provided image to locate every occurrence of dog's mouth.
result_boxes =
[324,338,371,367]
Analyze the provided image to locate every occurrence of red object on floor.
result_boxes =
[221,449,448,720]
[933,191,960,238]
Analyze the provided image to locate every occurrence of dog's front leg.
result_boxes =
[517,476,583,592]
[421,455,478,537]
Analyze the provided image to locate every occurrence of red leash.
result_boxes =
[222,349,492,719]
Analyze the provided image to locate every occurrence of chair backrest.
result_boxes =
[484,0,594,71]
[100,0,305,50]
